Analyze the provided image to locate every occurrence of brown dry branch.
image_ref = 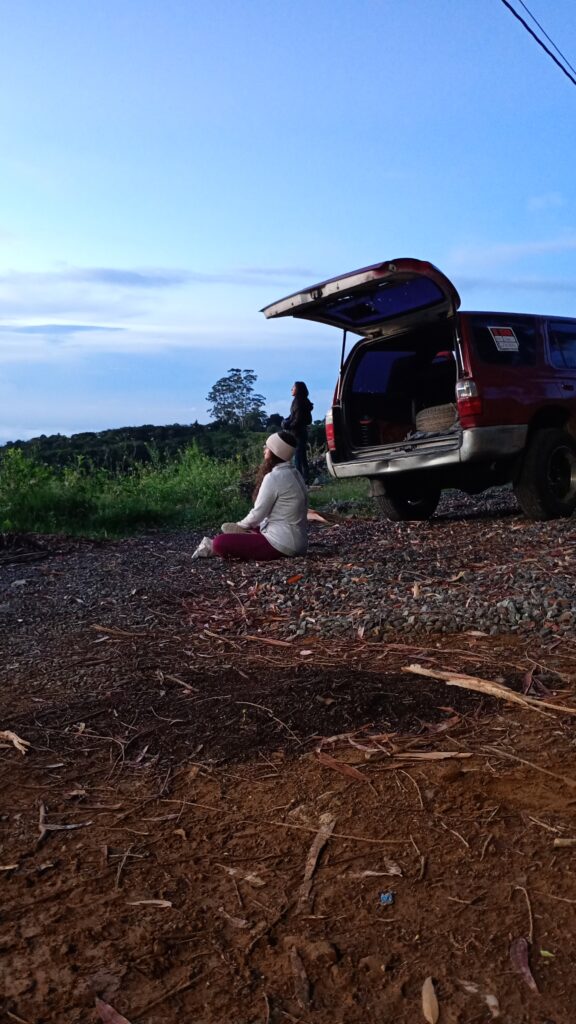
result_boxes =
[403,663,576,716]
[235,700,300,743]
[91,624,152,639]
[290,947,311,1009]
[514,885,534,944]
[270,819,404,845]
[298,812,336,910]
[6,1012,35,1024]
[484,745,576,790]
[0,730,30,755]
[37,801,93,846]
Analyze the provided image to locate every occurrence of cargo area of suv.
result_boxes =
[262,258,576,521]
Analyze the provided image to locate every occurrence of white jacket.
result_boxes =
[237,464,308,555]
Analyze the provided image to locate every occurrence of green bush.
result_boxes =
[0,445,247,537]
[0,443,375,538]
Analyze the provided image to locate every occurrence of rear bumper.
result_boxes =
[326,425,528,479]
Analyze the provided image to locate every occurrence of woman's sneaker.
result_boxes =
[191,536,214,559]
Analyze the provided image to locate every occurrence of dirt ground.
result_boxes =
[2,523,576,1024]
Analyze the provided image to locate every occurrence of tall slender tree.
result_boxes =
[206,369,266,427]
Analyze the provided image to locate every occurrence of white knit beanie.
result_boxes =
[266,433,296,461]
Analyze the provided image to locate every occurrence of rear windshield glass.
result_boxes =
[548,321,576,369]
[350,338,454,395]
[469,316,538,366]
[319,277,444,328]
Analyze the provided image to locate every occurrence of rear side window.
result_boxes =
[469,316,538,366]
[548,321,576,369]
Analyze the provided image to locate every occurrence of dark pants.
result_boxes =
[294,431,309,483]
[212,531,285,561]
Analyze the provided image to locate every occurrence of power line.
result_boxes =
[516,0,576,78]
[499,0,576,88]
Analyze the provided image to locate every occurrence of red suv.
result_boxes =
[262,257,576,521]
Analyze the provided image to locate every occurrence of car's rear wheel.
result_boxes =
[514,428,576,520]
[375,480,441,521]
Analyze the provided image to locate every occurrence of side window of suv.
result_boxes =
[469,317,538,366]
[548,322,576,369]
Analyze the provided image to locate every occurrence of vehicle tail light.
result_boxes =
[325,409,336,451]
[456,379,483,419]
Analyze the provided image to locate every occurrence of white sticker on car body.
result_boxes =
[489,325,520,351]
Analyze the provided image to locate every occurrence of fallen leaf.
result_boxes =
[218,907,249,928]
[300,649,314,657]
[95,997,134,1024]
[422,975,439,1023]
[287,574,303,584]
[173,828,187,839]
[553,838,576,847]
[540,949,555,958]
[0,730,30,755]
[413,582,421,598]
[510,936,538,992]
[316,750,369,783]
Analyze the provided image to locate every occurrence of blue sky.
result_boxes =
[1,0,576,443]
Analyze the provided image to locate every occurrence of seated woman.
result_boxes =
[192,431,308,561]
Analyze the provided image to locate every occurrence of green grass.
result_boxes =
[308,474,372,511]
[0,446,375,538]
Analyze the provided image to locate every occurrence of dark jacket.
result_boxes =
[282,397,313,437]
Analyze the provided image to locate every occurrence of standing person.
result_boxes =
[191,431,308,561]
[282,381,314,483]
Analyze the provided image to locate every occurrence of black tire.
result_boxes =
[375,481,441,522]
[514,428,576,520]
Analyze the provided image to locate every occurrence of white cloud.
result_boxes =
[449,236,576,269]
[527,192,565,212]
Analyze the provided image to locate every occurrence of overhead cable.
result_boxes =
[516,0,576,78]
[499,0,576,88]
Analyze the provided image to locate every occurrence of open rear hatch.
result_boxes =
[262,258,462,458]
[261,258,460,334]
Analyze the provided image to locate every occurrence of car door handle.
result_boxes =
[561,383,574,391]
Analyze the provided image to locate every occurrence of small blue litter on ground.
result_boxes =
[379,890,395,906]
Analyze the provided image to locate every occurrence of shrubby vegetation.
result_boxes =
[0,368,369,536]
[0,445,247,536]
[0,425,368,537]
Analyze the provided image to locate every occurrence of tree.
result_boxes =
[206,368,266,427]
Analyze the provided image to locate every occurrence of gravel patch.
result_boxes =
[1,487,575,652]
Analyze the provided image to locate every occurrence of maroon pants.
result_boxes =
[212,531,285,561]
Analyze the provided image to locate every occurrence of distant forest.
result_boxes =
[0,418,327,471]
